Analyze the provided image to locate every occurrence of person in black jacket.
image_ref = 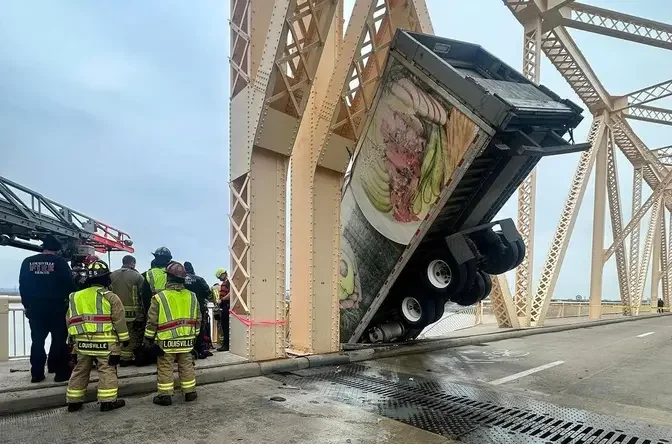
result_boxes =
[184,261,213,359]
[19,235,75,383]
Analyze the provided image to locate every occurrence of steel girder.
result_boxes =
[503,0,672,325]
[228,0,341,360]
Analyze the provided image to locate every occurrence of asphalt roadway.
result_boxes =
[2,316,671,443]
[369,314,672,425]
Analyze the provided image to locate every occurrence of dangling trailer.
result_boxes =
[339,30,589,344]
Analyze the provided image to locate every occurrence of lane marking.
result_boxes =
[488,361,565,386]
[636,332,655,338]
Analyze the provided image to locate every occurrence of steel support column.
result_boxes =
[514,15,542,326]
[635,196,662,314]
[589,122,609,320]
[229,0,341,360]
[288,3,342,355]
[627,167,643,315]
[605,129,630,310]
[530,117,606,326]
[651,209,662,310]
[666,212,672,310]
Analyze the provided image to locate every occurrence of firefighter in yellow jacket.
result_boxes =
[65,260,129,412]
[144,261,201,406]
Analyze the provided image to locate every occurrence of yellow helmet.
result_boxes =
[215,268,227,279]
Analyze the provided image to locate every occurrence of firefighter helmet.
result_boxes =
[215,268,227,279]
[152,247,172,259]
[87,260,111,279]
[166,261,187,279]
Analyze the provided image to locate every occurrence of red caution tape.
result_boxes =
[229,309,286,327]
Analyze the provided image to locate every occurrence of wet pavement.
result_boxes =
[0,376,458,444]
[368,315,672,422]
[271,363,672,443]
[0,349,245,394]
[2,315,671,443]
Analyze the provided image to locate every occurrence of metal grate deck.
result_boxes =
[270,364,672,444]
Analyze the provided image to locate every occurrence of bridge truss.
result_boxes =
[228,0,672,360]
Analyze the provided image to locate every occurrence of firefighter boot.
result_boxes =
[153,395,172,406]
[100,399,126,412]
[67,403,83,412]
[185,392,198,402]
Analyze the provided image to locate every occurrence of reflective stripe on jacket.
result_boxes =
[146,267,167,294]
[145,287,199,353]
[67,286,130,356]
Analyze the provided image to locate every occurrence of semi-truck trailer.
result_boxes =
[339,30,589,344]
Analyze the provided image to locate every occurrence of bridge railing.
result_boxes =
[0,295,221,362]
[420,300,664,339]
[1,296,665,360]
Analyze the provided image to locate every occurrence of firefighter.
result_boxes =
[65,260,129,412]
[141,247,172,315]
[215,268,230,352]
[184,261,213,359]
[144,261,201,406]
[110,255,146,366]
[137,247,172,366]
[19,234,74,383]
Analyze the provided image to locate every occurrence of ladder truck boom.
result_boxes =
[0,175,134,261]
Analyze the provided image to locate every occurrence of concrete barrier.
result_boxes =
[0,312,668,416]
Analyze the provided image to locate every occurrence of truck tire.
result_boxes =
[480,270,492,300]
[415,248,476,296]
[451,271,486,306]
[481,233,519,275]
[433,299,446,323]
[397,292,436,328]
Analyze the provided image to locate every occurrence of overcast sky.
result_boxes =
[1,1,671,301]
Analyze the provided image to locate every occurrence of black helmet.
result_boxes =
[86,260,111,279]
[152,247,172,259]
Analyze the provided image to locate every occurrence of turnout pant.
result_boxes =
[66,353,120,403]
[120,320,145,362]
[28,309,69,378]
[156,352,196,396]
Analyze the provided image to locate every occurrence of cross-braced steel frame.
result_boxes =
[228,0,671,360]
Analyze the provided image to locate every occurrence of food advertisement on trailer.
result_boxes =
[338,57,488,340]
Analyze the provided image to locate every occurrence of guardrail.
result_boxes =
[0,296,221,362]
[1,296,666,360]
[0,295,27,360]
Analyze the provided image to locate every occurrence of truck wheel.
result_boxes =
[479,271,492,300]
[398,294,436,327]
[481,233,519,275]
[415,248,476,296]
[451,271,486,306]
[426,259,453,290]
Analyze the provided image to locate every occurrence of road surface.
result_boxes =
[2,316,671,443]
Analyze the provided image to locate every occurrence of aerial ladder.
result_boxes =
[0,175,134,266]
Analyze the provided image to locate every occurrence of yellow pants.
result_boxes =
[66,354,119,403]
[156,352,196,396]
